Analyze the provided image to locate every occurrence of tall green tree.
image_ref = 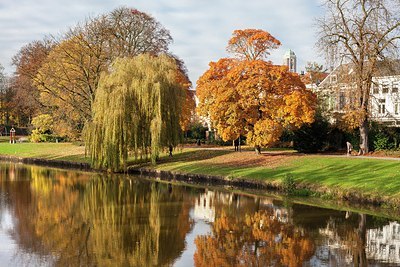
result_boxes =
[85,54,188,171]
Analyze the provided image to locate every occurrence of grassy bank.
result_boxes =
[1,140,400,205]
[152,148,400,203]
[0,139,88,163]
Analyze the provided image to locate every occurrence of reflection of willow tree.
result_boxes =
[1,164,193,266]
[194,209,315,267]
[80,178,193,266]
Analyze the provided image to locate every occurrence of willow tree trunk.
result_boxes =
[359,120,369,155]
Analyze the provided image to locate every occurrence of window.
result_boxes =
[372,84,379,94]
[393,82,399,93]
[379,99,386,114]
[395,102,400,115]
[331,75,337,83]
[339,92,345,110]
[382,83,389,94]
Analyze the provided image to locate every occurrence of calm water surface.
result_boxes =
[0,162,399,266]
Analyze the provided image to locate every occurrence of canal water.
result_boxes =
[0,162,399,266]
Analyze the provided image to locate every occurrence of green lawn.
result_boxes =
[0,141,88,163]
[154,149,400,200]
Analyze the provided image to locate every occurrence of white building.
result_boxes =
[316,61,400,126]
[193,190,216,222]
[367,221,400,264]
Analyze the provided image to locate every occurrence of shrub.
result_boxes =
[294,188,311,197]
[373,132,394,151]
[186,122,207,140]
[29,114,65,143]
[31,114,53,134]
[292,115,329,153]
[368,123,400,151]
[30,131,63,143]
[282,173,296,194]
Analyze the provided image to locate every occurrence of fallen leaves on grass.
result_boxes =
[196,151,301,168]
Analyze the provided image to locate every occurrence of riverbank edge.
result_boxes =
[0,155,92,171]
[127,167,394,208]
[0,154,397,209]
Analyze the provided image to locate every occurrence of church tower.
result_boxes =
[283,49,297,73]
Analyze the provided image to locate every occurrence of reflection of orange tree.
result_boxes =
[194,209,315,267]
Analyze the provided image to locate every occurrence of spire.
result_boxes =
[283,49,297,73]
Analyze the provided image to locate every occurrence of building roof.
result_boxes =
[318,60,400,88]
[374,60,400,77]
[284,49,296,58]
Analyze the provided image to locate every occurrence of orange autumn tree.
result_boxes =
[194,210,315,267]
[197,29,316,153]
[172,55,196,131]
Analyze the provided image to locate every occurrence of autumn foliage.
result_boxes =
[197,29,316,150]
[194,210,315,267]
[10,7,193,139]
[227,29,281,61]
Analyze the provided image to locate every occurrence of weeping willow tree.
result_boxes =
[85,54,186,171]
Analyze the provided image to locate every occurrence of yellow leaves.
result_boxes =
[247,119,283,148]
[179,89,196,131]
[282,89,316,128]
[340,109,367,131]
[34,37,104,137]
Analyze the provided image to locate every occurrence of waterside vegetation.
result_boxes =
[1,139,400,207]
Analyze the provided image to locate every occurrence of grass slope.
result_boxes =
[154,149,400,200]
[0,141,88,163]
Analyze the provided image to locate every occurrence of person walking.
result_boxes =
[234,138,239,151]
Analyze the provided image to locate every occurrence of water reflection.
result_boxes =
[0,163,193,266]
[0,162,399,266]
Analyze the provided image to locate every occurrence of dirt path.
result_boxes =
[186,145,400,162]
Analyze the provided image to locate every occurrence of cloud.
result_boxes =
[0,0,324,84]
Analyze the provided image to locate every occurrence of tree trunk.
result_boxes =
[255,145,261,154]
[359,120,369,155]
[353,214,367,267]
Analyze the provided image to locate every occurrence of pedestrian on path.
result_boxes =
[234,138,240,151]
[346,141,353,156]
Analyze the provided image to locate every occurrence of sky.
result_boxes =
[0,0,325,86]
